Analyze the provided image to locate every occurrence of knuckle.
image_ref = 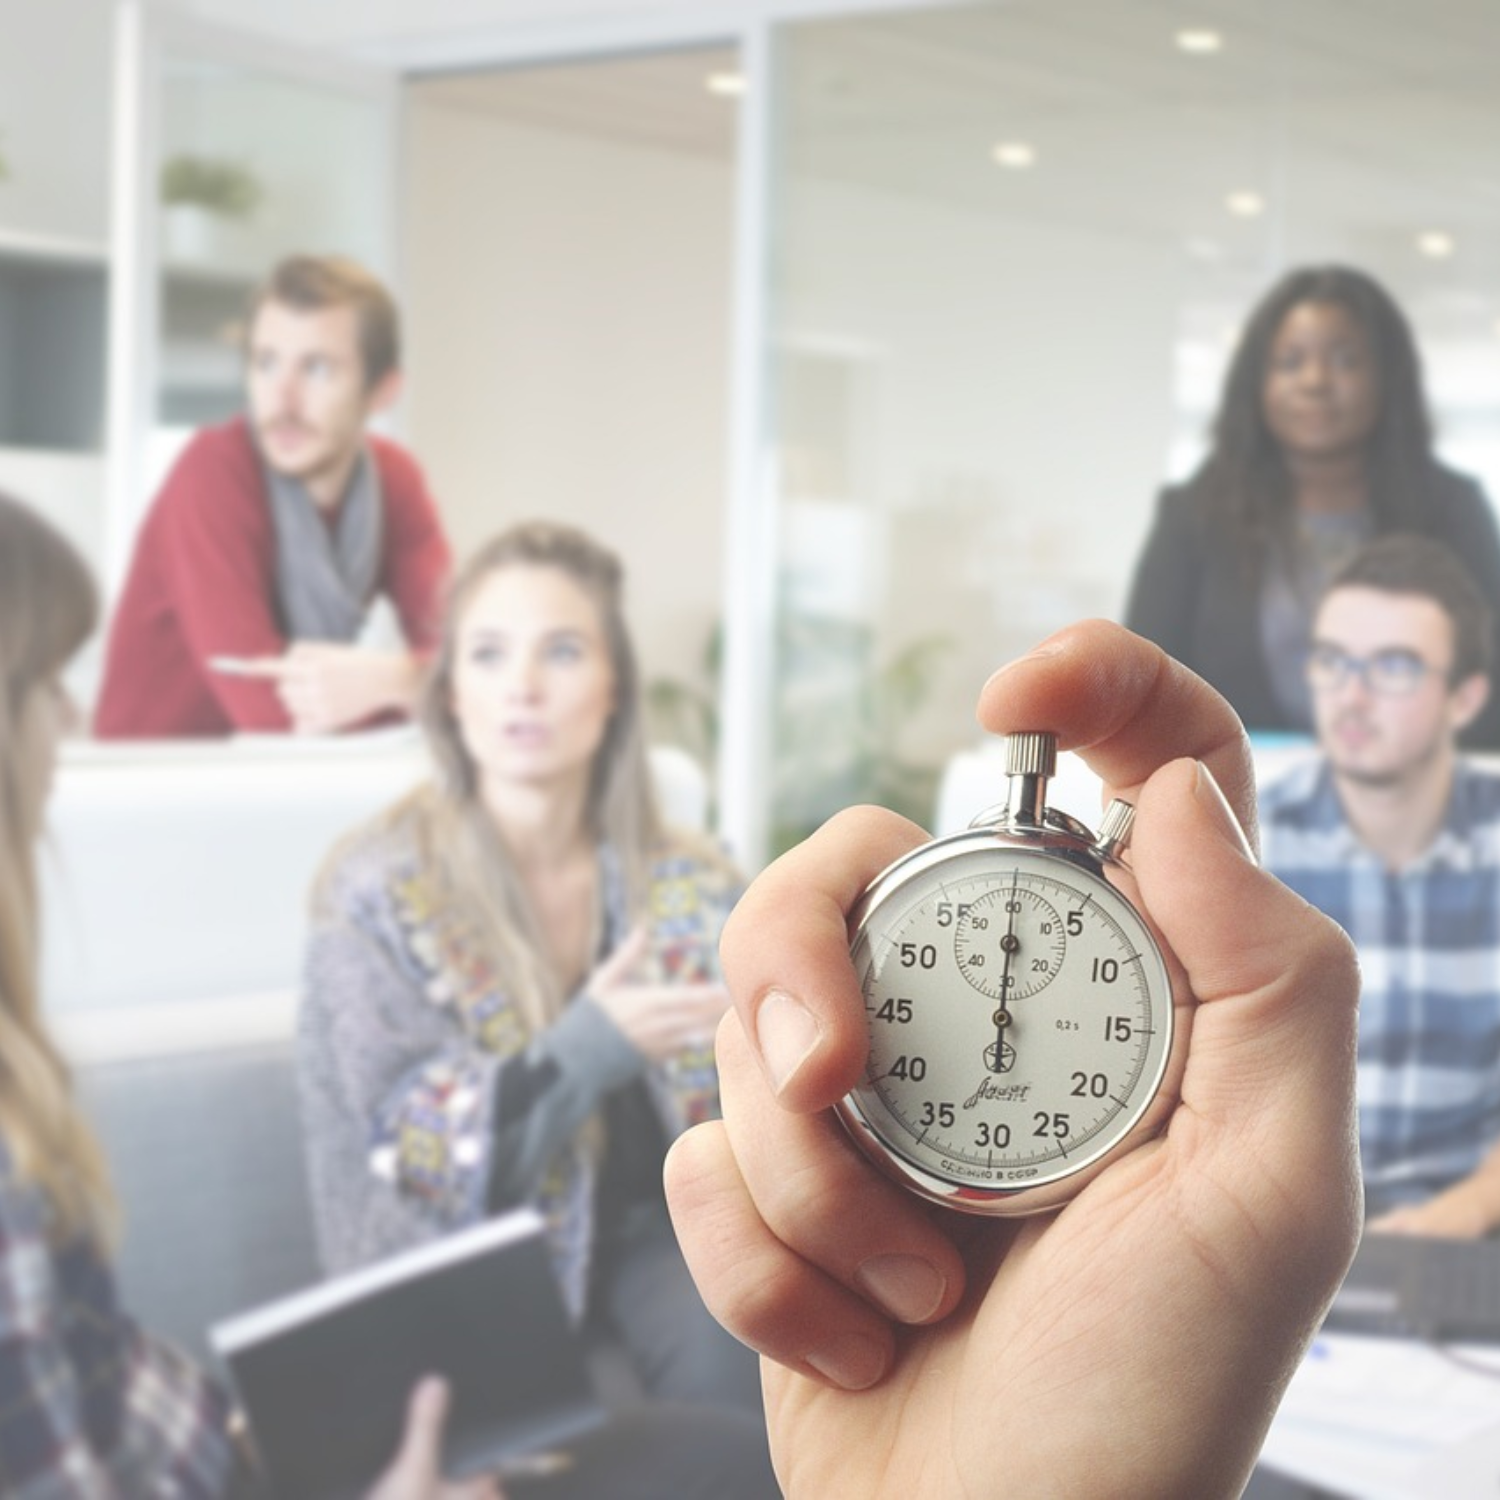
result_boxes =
[711,1249,805,1337]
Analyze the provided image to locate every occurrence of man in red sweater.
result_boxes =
[95,256,451,738]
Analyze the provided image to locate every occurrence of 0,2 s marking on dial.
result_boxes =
[846,845,1171,1195]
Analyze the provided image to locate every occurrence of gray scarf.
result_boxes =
[264,445,383,642]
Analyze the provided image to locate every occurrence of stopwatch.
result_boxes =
[835,731,1182,1216]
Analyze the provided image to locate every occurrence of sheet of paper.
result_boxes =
[1260,1334,1500,1499]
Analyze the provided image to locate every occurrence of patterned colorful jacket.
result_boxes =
[297,805,738,1318]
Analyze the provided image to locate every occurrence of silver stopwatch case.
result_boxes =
[836,732,1181,1216]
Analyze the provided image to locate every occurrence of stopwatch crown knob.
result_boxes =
[1001,732,1056,828]
[1006,732,1057,778]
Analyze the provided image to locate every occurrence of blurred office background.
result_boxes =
[2,0,1498,868]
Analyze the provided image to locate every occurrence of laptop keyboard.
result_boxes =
[1325,1235,1500,1343]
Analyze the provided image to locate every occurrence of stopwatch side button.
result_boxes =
[1093,799,1136,861]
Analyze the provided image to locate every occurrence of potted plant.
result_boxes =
[159,153,264,260]
[647,615,954,852]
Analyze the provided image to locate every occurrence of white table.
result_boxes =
[1260,1332,1500,1498]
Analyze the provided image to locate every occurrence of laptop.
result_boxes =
[1322,1231,1500,1344]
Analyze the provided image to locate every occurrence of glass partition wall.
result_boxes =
[106,3,398,601]
[157,56,393,431]
[751,0,1500,860]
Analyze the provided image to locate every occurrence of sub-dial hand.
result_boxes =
[986,903,1021,1075]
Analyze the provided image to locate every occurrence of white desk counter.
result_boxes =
[1261,1332,1500,1498]
[41,730,432,1046]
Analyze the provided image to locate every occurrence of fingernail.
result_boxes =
[855,1253,946,1323]
[754,989,821,1094]
[805,1332,888,1391]
[1193,761,1255,863]
[981,639,1064,694]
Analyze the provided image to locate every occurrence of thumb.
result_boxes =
[387,1375,449,1483]
[1131,758,1360,1186]
[593,926,650,988]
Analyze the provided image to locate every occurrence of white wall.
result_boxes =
[0,0,115,708]
[402,99,733,696]
[0,0,114,247]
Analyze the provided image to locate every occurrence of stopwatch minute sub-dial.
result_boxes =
[952,882,1066,1001]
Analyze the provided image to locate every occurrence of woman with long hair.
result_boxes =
[0,490,495,1497]
[1125,263,1500,746]
[298,520,773,1494]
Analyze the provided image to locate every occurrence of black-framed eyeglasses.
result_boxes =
[1305,642,1447,697]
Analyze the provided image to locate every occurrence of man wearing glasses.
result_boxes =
[1261,533,1500,1237]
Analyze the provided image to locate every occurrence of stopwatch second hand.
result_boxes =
[992,886,1021,1072]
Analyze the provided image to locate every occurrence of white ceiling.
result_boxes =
[159,0,1500,326]
[775,1,1500,248]
[412,46,740,159]
[150,0,914,64]
[408,1,1500,255]
[155,0,725,54]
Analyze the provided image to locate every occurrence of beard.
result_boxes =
[252,412,353,489]
[1332,760,1410,790]
[1324,712,1447,790]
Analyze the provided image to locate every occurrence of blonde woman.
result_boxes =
[0,491,496,1497]
[298,521,772,1495]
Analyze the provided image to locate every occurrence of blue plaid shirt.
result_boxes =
[0,1137,237,1498]
[1261,758,1500,1216]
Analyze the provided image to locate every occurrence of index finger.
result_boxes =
[976,618,1256,851]
[208,654,290,681]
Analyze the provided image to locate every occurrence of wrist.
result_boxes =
[1462,1176,1500,1235]
[378,649,422,713]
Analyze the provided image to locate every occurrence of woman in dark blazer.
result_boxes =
[1126,264,1500,748]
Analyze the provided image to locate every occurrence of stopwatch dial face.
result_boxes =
[847,845,1172,1199]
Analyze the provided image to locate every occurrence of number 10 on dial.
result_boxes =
[836,732,1180,1216]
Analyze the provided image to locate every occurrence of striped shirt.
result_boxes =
[1260,758,1500,1215]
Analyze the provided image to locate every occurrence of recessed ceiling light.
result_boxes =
[706,70,745,98]
[1225,191,1265,218]
[1417,231,1455,258]
[992,141,1037,169]
[1176,29,1223,54]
